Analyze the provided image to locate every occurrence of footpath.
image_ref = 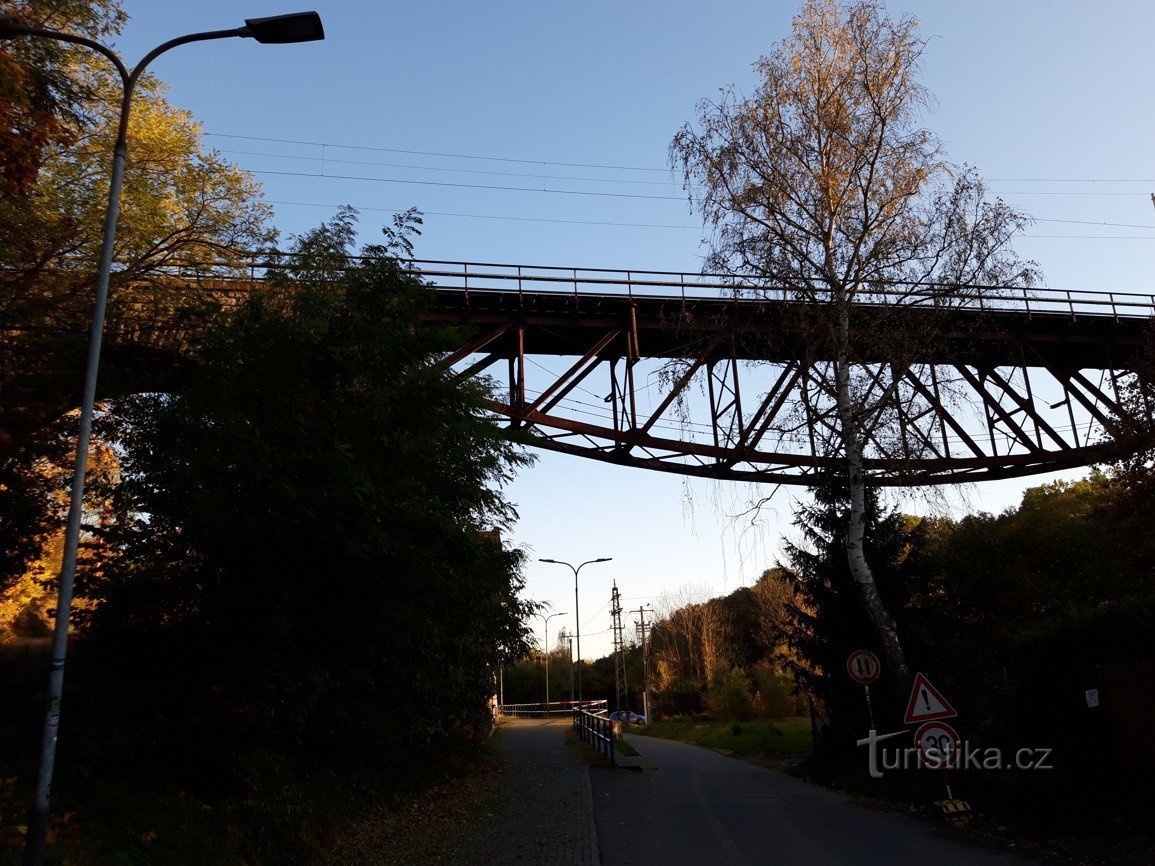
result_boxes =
[331,717,599,865]
[472,717,599,865]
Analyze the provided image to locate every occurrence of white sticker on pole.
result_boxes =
[903,672,958,724]
[846,650,881,684]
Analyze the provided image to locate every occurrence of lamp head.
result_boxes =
[539,558,558,564]
[595,557,612,562]
[241,11,323,43]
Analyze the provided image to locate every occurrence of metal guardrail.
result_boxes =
[498,699,607,718]
[573,708,616,767]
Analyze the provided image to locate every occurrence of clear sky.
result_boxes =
[110,1,1155,659]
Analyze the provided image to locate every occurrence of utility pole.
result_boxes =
[611,581,628,711]
[536,610,567,714]
[633,606,653,721]
[567,636,575,704]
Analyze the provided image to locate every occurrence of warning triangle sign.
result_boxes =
[904,672,958,724]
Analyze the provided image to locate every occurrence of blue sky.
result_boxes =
[112,1,1155,658]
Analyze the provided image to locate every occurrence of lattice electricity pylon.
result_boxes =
[611,581,628,712]
[427,264,1155,486]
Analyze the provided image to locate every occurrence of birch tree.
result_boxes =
[671,0,1036,691]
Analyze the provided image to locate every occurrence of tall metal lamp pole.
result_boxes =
[536,610,566,714]
[0,13,325,865]
[538,558,611,708]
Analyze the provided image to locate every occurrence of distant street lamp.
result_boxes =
[0,13,324,865]
[536,610,567,714]
[539,557,611,707]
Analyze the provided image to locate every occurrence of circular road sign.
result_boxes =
[914,721,961,769]
[846,650,881,684]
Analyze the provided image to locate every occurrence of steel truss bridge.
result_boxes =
[412,260,1155,486]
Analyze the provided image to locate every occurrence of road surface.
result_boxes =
[592,734,1028,865]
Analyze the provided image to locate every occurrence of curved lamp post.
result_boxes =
[538,557,611,708]
[536,610,567,713]
[0,13,324,865]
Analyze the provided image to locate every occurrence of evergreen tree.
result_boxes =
[781,478,912,753]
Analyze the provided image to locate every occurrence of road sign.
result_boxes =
[847,650,881,684]
[903,672,958,724]
[914,721,961,769]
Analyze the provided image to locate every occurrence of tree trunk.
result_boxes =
[834,300,912,701]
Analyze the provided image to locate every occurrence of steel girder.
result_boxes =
[428,287,1155,486]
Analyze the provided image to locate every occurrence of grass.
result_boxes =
[614,738,639,757]
[634,717,813,759]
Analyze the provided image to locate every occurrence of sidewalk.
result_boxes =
[469,717,600,865]
[326,717,599,864]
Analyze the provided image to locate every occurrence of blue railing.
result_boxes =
[573,708,616,767]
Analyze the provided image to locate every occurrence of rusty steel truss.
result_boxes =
[421,261,1155,486]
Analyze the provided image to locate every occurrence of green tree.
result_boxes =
[0,1,125,194]
[781,478,916,751]
[68,209,536,789]
[0,0,272,595]
[670,0,1035,694]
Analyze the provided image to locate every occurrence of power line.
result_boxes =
[220,148,677,188]
[205,135,1155,185]
[252,169,684,201]
[989,177,1155,183]
[205,131,670,173]
[1034,217,1155,231]
[267,199,698,230]
[1025,234,1155,240]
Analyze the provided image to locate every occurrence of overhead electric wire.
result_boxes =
[212,133,1155,238]
[989,176,1155,183]
[1034,217,1155,231]
[220,148,678,187]
[205,131,669,173]
[267,199,698,230]
[251,169,685,201]
[1026,234,1155,240]
[206,136,1155,185]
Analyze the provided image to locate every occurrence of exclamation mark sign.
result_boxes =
[921,688,931,711]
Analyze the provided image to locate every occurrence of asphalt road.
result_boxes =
[591,734,1028,866]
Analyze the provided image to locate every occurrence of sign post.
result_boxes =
[904,673,968,819]
[847,650,881,730]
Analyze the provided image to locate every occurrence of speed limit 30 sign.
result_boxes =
[914,721,961,769]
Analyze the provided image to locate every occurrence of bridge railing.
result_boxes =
[25,255,1155,321]
[573,707,616,767]
[407,259,1155,321]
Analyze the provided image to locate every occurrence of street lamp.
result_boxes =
[539,557,611,708]
[536,610,567,715]
[0,13,324,865]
